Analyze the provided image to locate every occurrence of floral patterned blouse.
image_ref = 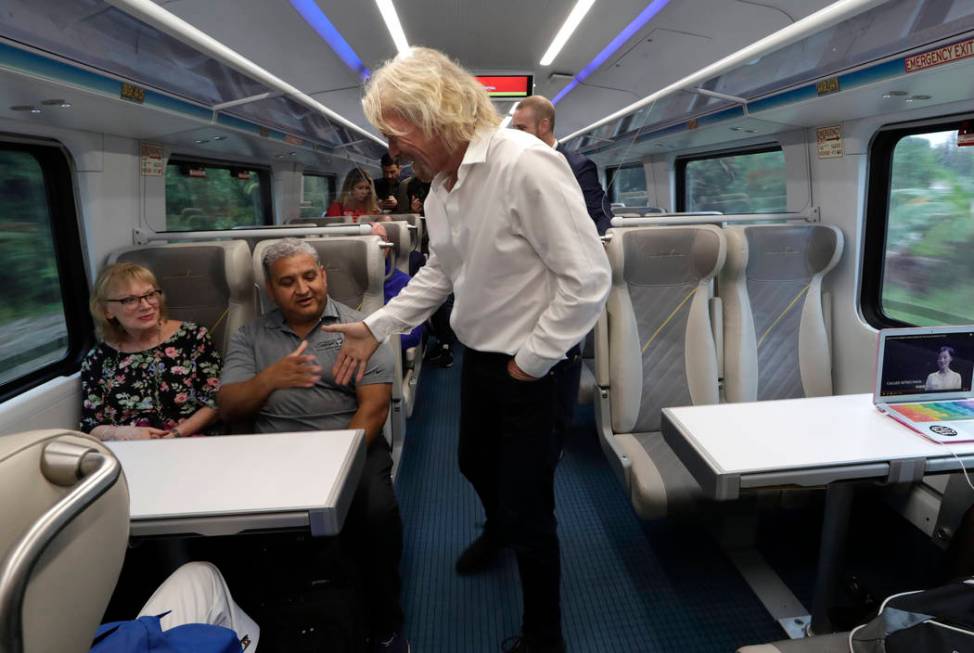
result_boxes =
[80,322,222,434]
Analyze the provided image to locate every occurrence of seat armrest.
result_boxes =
[594,309,610,387]
[710,297,723,379]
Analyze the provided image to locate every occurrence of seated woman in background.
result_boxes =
[925,346,963,392]
[325,167,380,221]
[81,262,222,440]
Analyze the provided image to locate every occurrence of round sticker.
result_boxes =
[930,425,958,437]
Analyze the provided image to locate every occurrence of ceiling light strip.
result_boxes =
[540,0,597,66]
[552,0,671,105]
[375,0,410,54]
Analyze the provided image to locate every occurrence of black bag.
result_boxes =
[256,584,367,653]
[850,578,974,652]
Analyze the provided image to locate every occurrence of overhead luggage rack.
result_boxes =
[0,0,386,163]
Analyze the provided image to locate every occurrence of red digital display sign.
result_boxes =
[475,75,533,97]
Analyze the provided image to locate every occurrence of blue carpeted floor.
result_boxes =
[396,348,784,652]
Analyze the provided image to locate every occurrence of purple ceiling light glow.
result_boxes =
[289,0,371,80]
[552,0,672,105]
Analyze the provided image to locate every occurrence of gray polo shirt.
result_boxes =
[221,298,394,434]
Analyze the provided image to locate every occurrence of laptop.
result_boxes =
[874,325,974,443]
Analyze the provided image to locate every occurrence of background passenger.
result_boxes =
[326,167,380,221]
[512,95,614,235]
[216,238,407,653]
[81,262,221,440]
[925,345,963,391]
[372,223,423,351]
[374,153,408,213]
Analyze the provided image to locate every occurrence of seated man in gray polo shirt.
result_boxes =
[217,238,407,653]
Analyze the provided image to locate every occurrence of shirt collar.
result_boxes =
[266,298,341,333]
[431,127,494,194]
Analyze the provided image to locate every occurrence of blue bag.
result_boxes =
[90,613,243,653]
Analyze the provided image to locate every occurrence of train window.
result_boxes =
[606,164,648,207]
[677,146,786,213]
[0,143,89,399]
[864,121,974,327]
[164,160,272,231]
[300,173,336,218]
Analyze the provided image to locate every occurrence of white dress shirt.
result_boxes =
[363,127,611,378]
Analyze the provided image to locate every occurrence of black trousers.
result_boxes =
[341,439,404,638]
[429,293,456,347]
[552,344,582,446]
[458,349,563,644]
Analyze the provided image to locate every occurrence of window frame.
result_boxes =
[0,139,92,402]
[164,156,273,231]
[675,143,784,213]
[605,162,648,206]
[861,114,974,329]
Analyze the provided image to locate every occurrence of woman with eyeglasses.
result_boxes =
[81,262,222,440]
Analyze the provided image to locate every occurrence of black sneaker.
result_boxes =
[455,532,500,575]
[425,346,454,368]
[501,634,566,653]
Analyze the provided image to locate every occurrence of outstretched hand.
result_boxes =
[321,321,380,385]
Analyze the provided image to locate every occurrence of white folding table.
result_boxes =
[662,393,974,500]
[107,430,366,538]
[661,393,974,634]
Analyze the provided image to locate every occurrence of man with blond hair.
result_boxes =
[512,95,613,235]
[325,47,611,653]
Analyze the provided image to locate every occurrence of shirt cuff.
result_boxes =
[514,349,561,379]
[363,310,410,343]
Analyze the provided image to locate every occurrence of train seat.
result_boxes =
[720,224,843,402]
[392,213,426,251]
[252,236,385,315]
[367,220,413,275]
[370,221,423,416]
[0,429,129,653]
[383,213,426,255]
[596,225,725,519]
[109,240,256,357]
[252,236,407,474]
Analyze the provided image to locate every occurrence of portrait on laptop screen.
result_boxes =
[880,332,974,398]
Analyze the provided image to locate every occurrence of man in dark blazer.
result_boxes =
[511,95,613,235]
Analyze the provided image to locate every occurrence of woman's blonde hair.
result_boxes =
[363,47,501,152]
[338,167,380,214]
[90,262,167,343]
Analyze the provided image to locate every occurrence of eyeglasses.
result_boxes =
[106,289,163,308]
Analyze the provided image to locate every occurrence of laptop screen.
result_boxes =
[877,328,974,401]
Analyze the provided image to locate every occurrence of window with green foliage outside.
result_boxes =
[607,165,648,207]
[684,149,786,213]
[883,131,974,325]
[0,150,68,385]
[300,174,335,219]
[165,162,267,231]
